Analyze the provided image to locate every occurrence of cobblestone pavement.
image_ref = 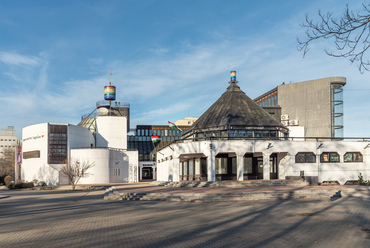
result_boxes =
[0,187,369,248]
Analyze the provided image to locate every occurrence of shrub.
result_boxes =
[4,175,13,187]
[357,173,370,186]
[8,182,34,190]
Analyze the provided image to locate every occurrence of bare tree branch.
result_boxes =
[60,159,95,190]
[298,3,370,73]
[0,147,15,178]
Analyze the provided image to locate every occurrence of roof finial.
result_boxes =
[229,71,238,84]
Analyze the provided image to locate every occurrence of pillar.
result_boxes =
[237,154,244,181]
[263,153,271,180]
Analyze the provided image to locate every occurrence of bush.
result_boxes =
[357,173,370,186]
[8,182,34,190]
[4,175,13,187]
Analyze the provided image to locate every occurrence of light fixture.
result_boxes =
[267,143,273,149]
[317,143,324,149]
[364,143,370,149]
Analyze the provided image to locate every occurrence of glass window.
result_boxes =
[295,152,316,163]
[230,130,238,137]
[145,129,148,136]
[246,131,253,138]
[189,160,194,175]
[215,157,227,174]
[262,131,269,137]
[255,131,262,138]
[344,152,363,162]
[270,131,277,137]
[320,152,340,163]
[238,130,246,137]
[243,156,253,174]
[183,162,188,175]
[164,129,168,136]
[232,157,237,174]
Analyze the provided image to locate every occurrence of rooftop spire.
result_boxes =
[227,70,241,92]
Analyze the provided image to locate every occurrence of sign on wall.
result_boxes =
[23,150,40,159]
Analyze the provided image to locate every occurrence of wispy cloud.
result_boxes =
[0,52,40,67]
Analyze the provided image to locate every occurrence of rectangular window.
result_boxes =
[189,160,194,175]
[238,130,246,137]
[215,157,227,174]
[243,156,252,174]
[246,131,253,137]
[255,131,262,138]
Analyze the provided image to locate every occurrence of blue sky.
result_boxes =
[0,0,369,139]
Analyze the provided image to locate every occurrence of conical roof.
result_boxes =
[183,79,287,137]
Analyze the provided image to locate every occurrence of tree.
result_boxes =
[60,159,95,190]
[298,3,370,73]
[0,147,15,178]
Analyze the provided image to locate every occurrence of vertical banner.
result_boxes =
[17,146,22,164]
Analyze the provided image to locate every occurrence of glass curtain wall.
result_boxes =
[331,84,344,138]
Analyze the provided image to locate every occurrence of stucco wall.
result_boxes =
[96,116,127,149]
[157,139,370,184]
[22,123,58,185]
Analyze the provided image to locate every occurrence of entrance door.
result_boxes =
[244,154,277,180]
[270,154,278,179]
[256,157,264,179]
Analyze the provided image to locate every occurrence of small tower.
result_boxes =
[104,71,116,101]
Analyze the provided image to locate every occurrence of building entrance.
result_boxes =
[244,153,278,180]
[142,167,153,180]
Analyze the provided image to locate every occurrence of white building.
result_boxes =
[21,101,139,185]
[156,72,370,185]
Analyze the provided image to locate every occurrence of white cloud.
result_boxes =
[0,52,40,67]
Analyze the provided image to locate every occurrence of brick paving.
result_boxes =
[0,183,369,247]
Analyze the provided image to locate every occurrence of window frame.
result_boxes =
[295,152,316,163]
[320,152,340,163]
[344,152,363,163]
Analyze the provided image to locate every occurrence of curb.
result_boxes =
[103,187,370,202]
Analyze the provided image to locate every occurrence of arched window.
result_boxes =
[320,152,340,162]
[344,152,363,162]
[295,152,316,163]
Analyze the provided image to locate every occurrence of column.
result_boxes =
[237,154,244,181]
[263,153,271,180]
[207,154,215,181]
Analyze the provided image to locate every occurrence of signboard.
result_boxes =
[23,150,40,159]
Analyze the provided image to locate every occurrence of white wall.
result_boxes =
[71,148,110,184]
[96,116,127,149]
[22,123,59,185]
[157,139,370,184]
[68,125,95,148]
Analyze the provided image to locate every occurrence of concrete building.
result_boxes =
[156,72,369,185]
[0,126,17,155]
[254,77,346,138]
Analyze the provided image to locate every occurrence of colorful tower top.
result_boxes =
[104,70,116,101]
[230,71,236,81]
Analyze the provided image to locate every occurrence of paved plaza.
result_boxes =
[0,185,370,248]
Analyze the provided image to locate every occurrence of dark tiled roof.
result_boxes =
[185,82,287,134]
